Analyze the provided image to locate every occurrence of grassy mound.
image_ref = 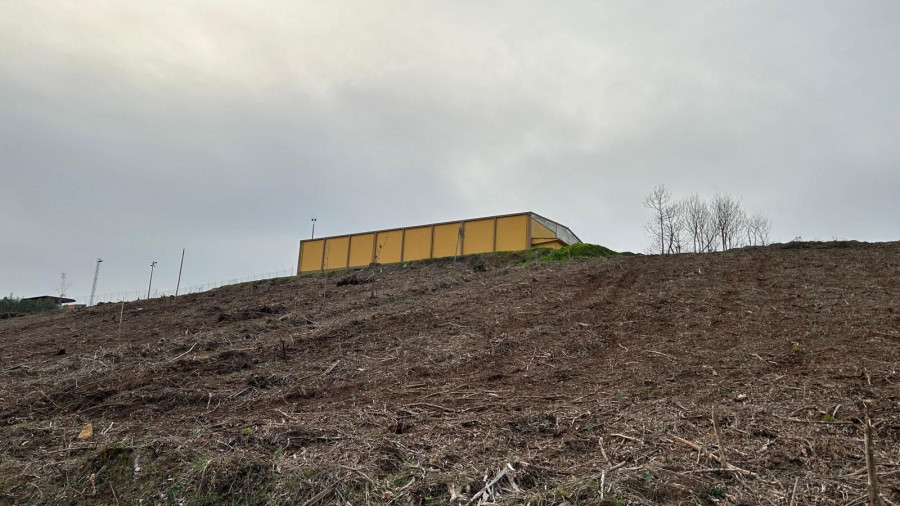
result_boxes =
[530,243,619,262]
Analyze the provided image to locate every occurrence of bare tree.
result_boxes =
[682,194,717,253]
[644,185,671,254]
[745,213,772,246]
[712,194,746,251]
[663,199,685,254]
[644,185,689,255]
[646,187,771,253]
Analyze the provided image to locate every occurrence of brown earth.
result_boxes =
[1,242,899,505]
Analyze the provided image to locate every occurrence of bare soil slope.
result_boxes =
[1,242,899,505]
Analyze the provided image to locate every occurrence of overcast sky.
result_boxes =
[2,1,899,302]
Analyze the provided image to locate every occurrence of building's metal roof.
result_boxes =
[22,295,76,304]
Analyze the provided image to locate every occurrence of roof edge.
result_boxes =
[300,211,537,244]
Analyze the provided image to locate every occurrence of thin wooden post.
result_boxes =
[864,403,883,506]
[174,249,185,298]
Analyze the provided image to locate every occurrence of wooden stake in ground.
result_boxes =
[788,476,800,506]
[863,403,882,506]
[711,407,728,469]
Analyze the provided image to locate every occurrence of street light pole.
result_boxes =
[311,217,317,239]
[147,261,157,299]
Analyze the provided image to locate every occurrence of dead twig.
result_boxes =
[109,481,119,505]
[644,350,677,361]
[406,402,456,413]
[667,433,754,475]
[386,478,416,505]
[324,360,340,375]
[679,468,756,475]
[300,483,336,506]
[712,407,727,469]
[167,342,197,362]
[47,444,97,454]
[37,390,60,410]
[600,461,627,501]
[610,433,643,444]
[782,417,854,425]
[864,403,883,506]
[228,388,250,399]
[339,465,376,487]
[598,437,611,465]
[789,476,800,506]
[466,463,515,505]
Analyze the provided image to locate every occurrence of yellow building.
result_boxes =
[297,212,581,274]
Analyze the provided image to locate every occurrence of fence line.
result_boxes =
[72,268,296,306]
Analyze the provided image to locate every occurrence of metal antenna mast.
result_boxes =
[147,261,157,299]
[89,258,103,306]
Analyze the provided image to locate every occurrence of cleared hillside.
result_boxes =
[1,242,899,505]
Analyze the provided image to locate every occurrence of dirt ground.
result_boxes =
[1,241,899,505]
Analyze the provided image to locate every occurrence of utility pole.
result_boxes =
[89,258,102,306]
[311,217,317,239]
[174,249,185,299]
[147,261,157,299]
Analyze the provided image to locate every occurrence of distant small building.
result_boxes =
[298,211,581,274]
[22,296,76,305]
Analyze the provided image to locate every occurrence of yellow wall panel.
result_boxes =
[376,229,403,264]
[463,219,495,255]
[531,218,556,239]
[348,233,375,268]
[403,226,432,261]
[299,240,325,273]
[432,223,463,258]
[323,236,350,270]
[532,238,564,249]
[496,215,528,252]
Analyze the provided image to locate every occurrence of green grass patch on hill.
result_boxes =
[531,243,620,262]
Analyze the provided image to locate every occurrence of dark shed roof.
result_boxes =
[22,295,76,304]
